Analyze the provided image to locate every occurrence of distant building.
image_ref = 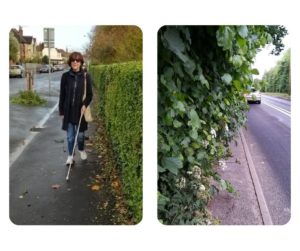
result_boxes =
[42,47,65,64]
[10,26,37,63]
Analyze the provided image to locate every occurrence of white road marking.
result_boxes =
[262,101,291,117]
[10,102,59,167]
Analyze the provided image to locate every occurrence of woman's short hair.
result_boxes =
[67,51,84,66]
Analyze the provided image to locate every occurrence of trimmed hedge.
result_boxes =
[90,61,142,223]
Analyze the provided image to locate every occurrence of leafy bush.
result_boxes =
[90,61,142,223]
[158,26,287,224]
[11,90,47,106]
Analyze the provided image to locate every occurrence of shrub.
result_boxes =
[90,61,142,223]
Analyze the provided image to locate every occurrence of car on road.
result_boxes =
[9,65,25,78]
[39,64,54,73]
[245,87,261,104]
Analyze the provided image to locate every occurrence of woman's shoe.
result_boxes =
[66,156,73,165]
[79,150,87,160]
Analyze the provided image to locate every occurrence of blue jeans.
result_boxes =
[67,123,84,155]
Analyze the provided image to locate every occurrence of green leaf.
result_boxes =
[251,68,259,75]
[158,192,170,206]
[216,26,234,51]
[224,98,230,106]
[163,28,188,63]
[237,26,248,38]
[161,157,183,175]
[233,80,241,90]
[173,120,182,128]
[175,101,185,112]
[221,73,232,85]
[189,129,198,140]
[164,28,185,55]
[181,137,190,148]
[189,109,201,129]
[220,179,227,190]
[232,55,243,67]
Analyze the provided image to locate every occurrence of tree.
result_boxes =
[87,26,142,65]
[42,55,49,64]
[261,49,290,94]
[9,32,19,63]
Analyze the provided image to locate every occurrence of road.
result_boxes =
[243,94,291,224]
[9,71,64,158]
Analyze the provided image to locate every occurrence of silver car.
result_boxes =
[9,65,25,78]
[246,87,261,104]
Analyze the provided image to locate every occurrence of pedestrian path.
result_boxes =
[9,111,119,225]
[208,132,264,225]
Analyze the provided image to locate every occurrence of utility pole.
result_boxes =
[44,27,54,97]
[48,29,51,96]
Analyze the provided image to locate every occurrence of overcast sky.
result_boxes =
[252,31,291,79]
[16,25,94,53]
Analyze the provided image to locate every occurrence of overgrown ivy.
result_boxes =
[158,25,287,224]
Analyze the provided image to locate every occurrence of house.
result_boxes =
[10,26,37,63]
[42,47,64,64]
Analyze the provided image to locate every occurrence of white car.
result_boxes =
[246,87,261,104]
[9,65,25,78]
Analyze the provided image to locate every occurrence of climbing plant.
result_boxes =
[157,25,287,224]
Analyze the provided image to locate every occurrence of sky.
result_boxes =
[252,32,291,79]
[14,25,94,52]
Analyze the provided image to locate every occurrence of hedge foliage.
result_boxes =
[158,26,287,224]
[90,61,142,223]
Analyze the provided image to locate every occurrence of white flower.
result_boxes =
[202,140,209,149]
[218,160,227,170]
[225,123,229,132]
[200,184,206,191]
[176,177,186,189]
[192,165,202,180]
[210,128,217,138]
[187,171,193,175]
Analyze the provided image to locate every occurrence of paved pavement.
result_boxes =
[9,107,119,225]
[208,132,264,225]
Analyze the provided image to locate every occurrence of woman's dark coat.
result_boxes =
[59,69,93,132]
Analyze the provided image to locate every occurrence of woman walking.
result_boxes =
[59,51,93,165]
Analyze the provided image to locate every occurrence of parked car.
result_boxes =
[53,64,65,71]
[9,65,25,78]
[245,87,261,104]
[39,64,54,73]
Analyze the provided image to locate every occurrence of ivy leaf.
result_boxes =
[175,101,185,112]
[181,137,191,148]
[216,26,234,51]
[220,179,227,190]
[232,55,243,67]
[158,192,170,207]
[233,80,241,90]
[251,68,259,75]
[173,120,182,128]
[189,129,198,140]
[162,157,183,175]
[237,26,248,38]
[221,73,232,85]
[189,109,201,129]
[164,28,188,62]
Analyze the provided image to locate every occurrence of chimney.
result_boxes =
[19,26,23,36]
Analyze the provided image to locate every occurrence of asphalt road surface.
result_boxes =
[243,94,291,224]
[9,71,64,157]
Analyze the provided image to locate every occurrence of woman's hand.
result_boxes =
[81,105,87,115]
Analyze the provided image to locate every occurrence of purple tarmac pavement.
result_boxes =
[208,132,264,225]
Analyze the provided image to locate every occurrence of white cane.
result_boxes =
[66,112,84,181]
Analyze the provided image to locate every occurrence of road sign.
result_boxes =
[43,28,55,48]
